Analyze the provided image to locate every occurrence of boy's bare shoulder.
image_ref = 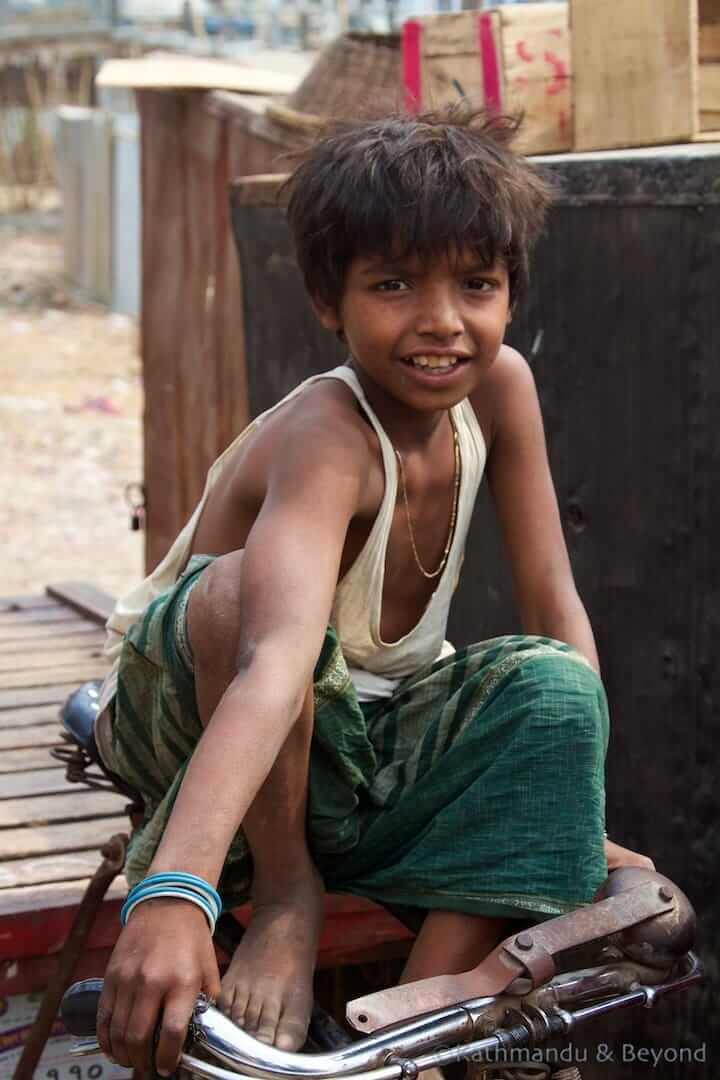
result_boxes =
[469,345,536,450]
[235,377,377,502]
[194,378,377,557]
[269,378,373,462]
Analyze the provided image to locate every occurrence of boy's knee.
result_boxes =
[523,648,608,745]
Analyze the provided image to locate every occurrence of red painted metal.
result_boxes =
[0,894,413,995]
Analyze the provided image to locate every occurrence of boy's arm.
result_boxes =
[475,346,600,673]
[98,410,371,1075]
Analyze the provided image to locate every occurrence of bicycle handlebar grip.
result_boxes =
[61,978,104,1037]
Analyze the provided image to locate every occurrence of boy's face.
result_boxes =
[314,246,511,414]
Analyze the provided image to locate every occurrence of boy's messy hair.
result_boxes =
[284,107,554,310]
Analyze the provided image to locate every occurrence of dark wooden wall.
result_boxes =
[231,147,720,1079]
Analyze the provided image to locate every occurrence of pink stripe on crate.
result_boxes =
[402,20,423,113]
[478,12,502,113]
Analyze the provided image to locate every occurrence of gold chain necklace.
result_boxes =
[394,413,461,580]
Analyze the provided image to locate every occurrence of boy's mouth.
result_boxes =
[402,354,468,372]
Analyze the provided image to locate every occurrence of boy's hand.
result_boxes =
[97,900,220,1077]
[604,836,655,873]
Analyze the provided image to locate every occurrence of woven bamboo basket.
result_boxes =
[266,32,403,132]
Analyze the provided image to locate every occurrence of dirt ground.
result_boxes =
[1,211,145,601]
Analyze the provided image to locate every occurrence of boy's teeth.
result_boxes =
[409,355,457,369]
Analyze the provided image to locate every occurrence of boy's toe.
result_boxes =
[243,991,264,1033]
[255,1001,282,1046]
[275,1002,310,1051]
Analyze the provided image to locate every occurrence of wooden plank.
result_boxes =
[2,767,76,799]
[420,11,482,56]
[97,55,297,95]
[693,124,720,138]
[700,60,720,109]
[46,582,116,626]
[0,618,102,642]
[700,20,720,60]
[0,606,85,626]
[0,875,127,917]
[572,0,697,150]
[0,850,114,888]
[0,646,105,674]
[139,91,189,568]
[0,595,58,614]
[2,630,105,654]
[421,50,485,111]
[501,6,572,154]
[0,703,62,727]
[0,816,128,860]
[0,661,109,690]
[0,723,61,750]
[0,789,127,828]
[0,747,60,772]
[0,683,81,709]
[183,97,227,515]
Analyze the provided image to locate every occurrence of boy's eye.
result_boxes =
[374,279,410,292]
[464,277,495,292]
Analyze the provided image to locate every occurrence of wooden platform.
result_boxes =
[0,586,412,996]
[0,586,129,992]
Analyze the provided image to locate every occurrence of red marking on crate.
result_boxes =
[478,13,502,112]
[402,20,423,112]
[516,40,534,63]
[544,50,568,79]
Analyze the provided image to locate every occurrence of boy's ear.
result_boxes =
[310,296,342,332]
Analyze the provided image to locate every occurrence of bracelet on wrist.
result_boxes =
[120,871,222,933]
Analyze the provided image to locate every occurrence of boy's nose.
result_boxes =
[415,291,463,339]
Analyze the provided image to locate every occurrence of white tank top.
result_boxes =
[104,364,487,701]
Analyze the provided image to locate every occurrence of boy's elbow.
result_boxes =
[227,638,313,716]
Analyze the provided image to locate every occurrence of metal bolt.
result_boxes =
[659,885,674,902]
[515,932,534,951]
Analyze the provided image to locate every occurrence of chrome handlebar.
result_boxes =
[68,952,703,1080]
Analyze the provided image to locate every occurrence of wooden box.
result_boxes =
[402,2,572,155]
[572,0,720,150]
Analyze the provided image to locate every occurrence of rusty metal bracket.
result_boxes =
[502,880,673,983]
[347,876,675,1033]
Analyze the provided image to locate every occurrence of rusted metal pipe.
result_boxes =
[14,833,127,1080]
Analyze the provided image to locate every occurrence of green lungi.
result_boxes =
[106,555,609,920]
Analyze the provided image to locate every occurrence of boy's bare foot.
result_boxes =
[218,871,324,1051]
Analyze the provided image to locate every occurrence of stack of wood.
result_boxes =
[402,0,720,156]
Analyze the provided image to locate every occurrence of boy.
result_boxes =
[94,108,650,1077]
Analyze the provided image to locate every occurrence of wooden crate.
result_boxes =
[402,2,572,155]
[572,0,720,150]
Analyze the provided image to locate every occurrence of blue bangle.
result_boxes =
[134,872,223,914]
[120,872,222,930]
[125,874,221,915]
[125,880,220,921]
[120,884,217,925]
